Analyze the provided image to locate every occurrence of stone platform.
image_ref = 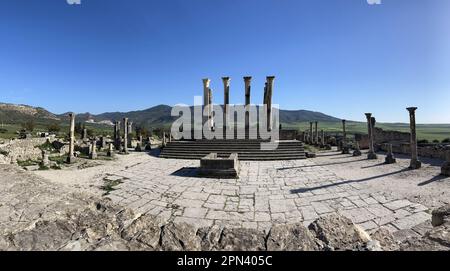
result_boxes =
[159,139,306,160]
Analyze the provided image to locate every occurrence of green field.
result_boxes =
[1,121,450,142]
[282,121,450,142]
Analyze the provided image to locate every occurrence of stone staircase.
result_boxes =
[159,139,306,160]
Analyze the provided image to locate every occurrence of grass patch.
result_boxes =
[49,155,66,165]
[101,177,124,195]
[17,159,39,167]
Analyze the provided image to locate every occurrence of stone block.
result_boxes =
[198,153,240,178]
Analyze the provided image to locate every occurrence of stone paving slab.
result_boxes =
[104,157,432,233]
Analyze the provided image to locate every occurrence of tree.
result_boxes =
[22,120,35,132]
[47,123,61,133]
[75,122,83,135]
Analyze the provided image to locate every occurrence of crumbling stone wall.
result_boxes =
[379,143,449,160]
[0,138,48,163]
[356,127,410,149]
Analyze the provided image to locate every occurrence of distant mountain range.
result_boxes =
[0,102,341,127]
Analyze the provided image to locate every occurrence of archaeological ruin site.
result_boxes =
[0,0,449,261]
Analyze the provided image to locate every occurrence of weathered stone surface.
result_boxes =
[431,204,450,227]
[218,228,266,251]
[160,222,201,251]
[308,214,370,250]
[266,223,319,251]
[197,225,223,251]
[121,214,161,250]
[7,219,76,251]
[400,224,450,251]
[370,227,399,251]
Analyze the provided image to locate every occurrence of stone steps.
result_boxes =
[159,140,306,160]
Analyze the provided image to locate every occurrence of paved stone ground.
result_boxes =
[104,154,433,234]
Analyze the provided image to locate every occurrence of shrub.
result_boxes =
[418,139,429,144]
[442,138,450,143]
[47,123,61,133]
[0,128,7,134]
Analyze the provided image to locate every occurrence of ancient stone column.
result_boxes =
[202,78,213,132]
[385,143,396,164]
[353,142,362,157]
[66,113,76,164]
[365,113,377,159]
[114,121,121,150]
[441,150,450,176]
[266,76,275,131]
[107,142,114,157]
[89,140,97,159]
[341,119,350,154]
[314,121,318,145]
[82,128,87,140]
[407,107,421,169]
[122,118,129,154]
[309,122,313,144]
[321,130,325,146]
[244,76,252,137]
[127,121,133,147]
[222,77,230,131]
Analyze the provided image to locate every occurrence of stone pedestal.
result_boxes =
[145,137,152,151]
[40,150,49,167]
[384,144,396,164]
[407,107,421,169]
[441,151,450,176]
[66,113,76,164]
[199,153,240,178]
[107,143,114,157]
[353,142,362,157]
[89,140,97,159]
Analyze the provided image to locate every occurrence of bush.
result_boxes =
[21,120,35,132]
[0,128,7,134]
[418,139,429,144]
[442,138,450,143]
[47,123,61,133]
[432,139,440,143]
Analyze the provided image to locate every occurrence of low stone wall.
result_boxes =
[378,142,450,160]
[356,128,410,150]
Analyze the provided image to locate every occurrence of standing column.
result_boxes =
[222,77,230,133]
[407,107,421,169]
[365,113,377,159]
[202,78,211,132]
[314,121,318,145]
[114,121,121,150]
[266,76,275,131]
[66,113,76,163]
[342,119,350,154]
[122,117,129,154]
[309,122,313,144]
[321,130,325,146]
[244,76,252,137]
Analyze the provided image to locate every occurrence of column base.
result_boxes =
[441,162,450,176]
[409,159,422,170]
[353,150,362,157]
[89,153,97,160]
[367,152,378,160]
[385,154,396,164]
[342,147,350,154]
[66,156,76,164]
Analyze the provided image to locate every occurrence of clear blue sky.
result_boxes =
[0,0,449,123]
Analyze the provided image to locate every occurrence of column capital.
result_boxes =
[365,113,372,119]
[266,76,275,82]
[342,119,346,123]
[202,78,211,87]
[222,77,230,84]
[406,107,418,113]
[243,76,252,82]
